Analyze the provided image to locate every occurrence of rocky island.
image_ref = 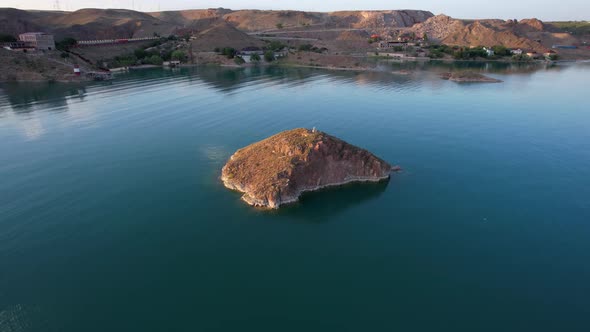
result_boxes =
[440,72,503,83]
[221,128,394,208]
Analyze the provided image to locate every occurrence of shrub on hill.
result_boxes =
[264,50,275,62]
[250,53,261,62]
[234,56,245,65]
[171,50,187,62]
[0,34,17,42]
[56,38,77,51]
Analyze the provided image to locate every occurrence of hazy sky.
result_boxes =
[4,0,589,21]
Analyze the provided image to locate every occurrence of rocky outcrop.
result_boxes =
[412,14,466,41]
[328,10,434,29]
[518,18,546,32]
[413,15,549,53]
[221,128,393,208]
[440,72,502,83]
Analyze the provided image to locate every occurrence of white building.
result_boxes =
[511,49,523,55]
[483,47,495,56]
[18,32,55,50]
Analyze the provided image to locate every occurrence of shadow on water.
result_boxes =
[0,82,90,113]
[265,179,390,222]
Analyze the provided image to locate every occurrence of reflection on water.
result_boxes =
[0,61,575,113]
[0,82,88,113]
[380,58,562,74]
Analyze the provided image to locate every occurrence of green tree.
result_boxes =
[276,23,284,29]
[264,50,275,62]
[114,54,137,67]
[422,33,428,41]
[171,50,187,61]
[148,55,163,65]
[221,47,236,58]
[234,56,245,65]
[492,45,510,56]
[267,40,286,51]
[56,37,77,51]
[0,34,17,42]
[134,48,148,59]
[298,44,313,51]
[250,53,261,62]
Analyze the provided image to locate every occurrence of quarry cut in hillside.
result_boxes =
[221,128,394,209]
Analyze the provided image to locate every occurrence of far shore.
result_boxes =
[4,55,587,84]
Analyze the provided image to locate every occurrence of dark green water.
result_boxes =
[1,64,589,331]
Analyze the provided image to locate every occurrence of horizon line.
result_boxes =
[1,6,588,21]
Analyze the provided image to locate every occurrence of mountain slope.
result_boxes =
[189,19,264,51]
[413,15,548,52]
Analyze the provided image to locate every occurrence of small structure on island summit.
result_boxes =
[221,128,399,209]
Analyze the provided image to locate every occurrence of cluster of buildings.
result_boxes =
[510,48,558,59]
[2,32,55,51]
[377,36,429,50]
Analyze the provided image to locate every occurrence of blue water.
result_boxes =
[1,64,589,331]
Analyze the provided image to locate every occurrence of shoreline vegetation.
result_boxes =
[0,58,567,83]
[2,50,572,83]
[3,52,580,83]
[2,29,588,82]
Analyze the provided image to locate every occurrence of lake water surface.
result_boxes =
[1,63,589,331]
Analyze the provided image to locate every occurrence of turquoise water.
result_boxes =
[1,64,589,331]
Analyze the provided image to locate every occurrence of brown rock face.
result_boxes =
[221,128,392,208]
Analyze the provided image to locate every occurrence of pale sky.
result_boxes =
[3,0,589,21]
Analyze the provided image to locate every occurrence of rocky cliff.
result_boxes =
[221,128,393,209]
[413,15,549,52]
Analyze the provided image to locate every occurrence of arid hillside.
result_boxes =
[411,15,582,52]
[0,48,83,82]
[1,7,586,58]
[0,8,434,38]
[189,19,264,51]
[0,8,176,39]
[328,10,434,29]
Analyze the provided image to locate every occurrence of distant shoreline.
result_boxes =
[4,57,588,84]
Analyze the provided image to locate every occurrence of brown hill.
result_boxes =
[0,8,176,39]
[443,21,546,51]
[0,8,52,36]
[189,19,264,51]
[412,14,465,40]
[337,30,370,41]
[1,7,580,56]
[223,10,326,31]
[0,8,434,39]
[48,8,155,26]
[328,10,434,29]
[0,48,78,82]
[414,15,548,52]
[149,8,232,26]
[518,18,547,32]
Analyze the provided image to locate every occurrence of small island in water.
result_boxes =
[440,72,503,83]
[221,128,395,208]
